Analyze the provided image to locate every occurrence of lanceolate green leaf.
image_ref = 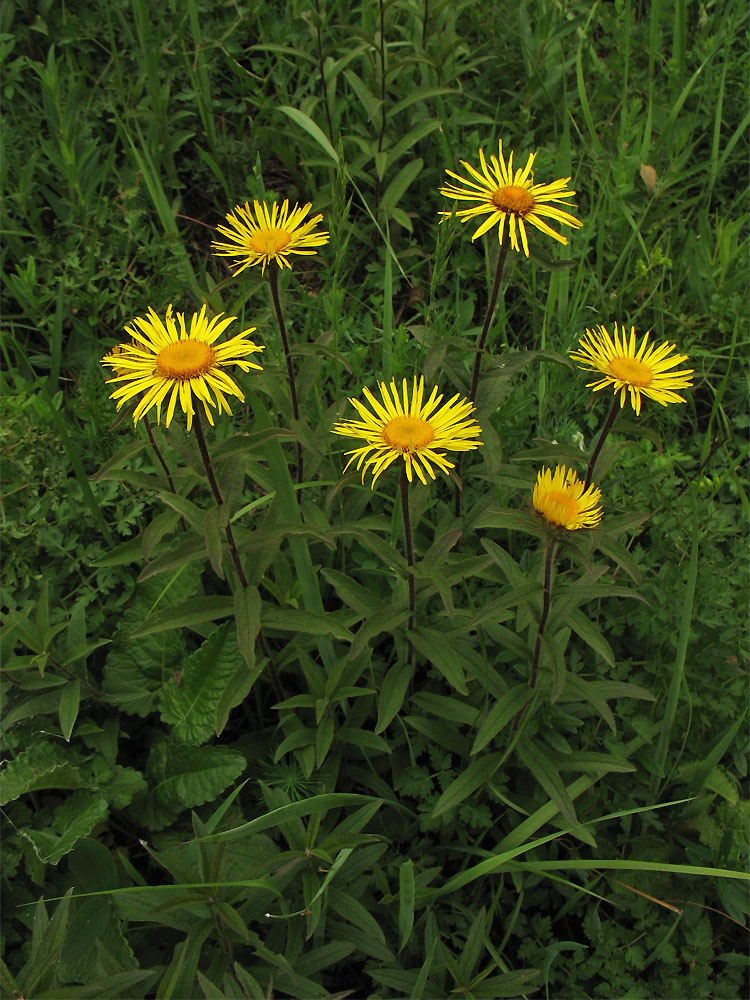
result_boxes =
[516,736,579,827]
[195,794,382,843]
[131,595,234,637]
[431,753,503,818]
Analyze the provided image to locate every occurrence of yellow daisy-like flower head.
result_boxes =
[438,139,582,256]
[569,323,693,416]
[211,199,330,276]
[101,304,264,431]
[333,376,483,488]
[533,465,602,531]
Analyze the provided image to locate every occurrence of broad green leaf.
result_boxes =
[432,753,502,817]
[197,793,381,843]
[159,625,244,744]
[516,736,578,827]
[215,662,264,737]
[202,506,227,579]
[375,659,413,733]
[349,603,409,662]
[390,85,456,117]
[471,685,531,755]
[380,157,423,215]
[133,742,246,831]
[398,859,415,952]
[560,674,617,733]
[234,584,261,668]
[102,572,198,716]
[0,742,83,804]
[565,608,616,667]
[131,595,234,638]
[262,607,354,640]
[328,886,385,943]
[409,627,468,693]
[58,679,80,742]
[25,889,73,994]
[278,105,338,164]
[21,791,109,864]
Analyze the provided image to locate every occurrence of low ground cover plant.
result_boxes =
[1,1,748,997]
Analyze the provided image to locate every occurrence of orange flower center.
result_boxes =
[156,340,216,380]
[383,416,435,452]
[248,228,292,257]
[491,185,535,215]
[541,491,579,526]
[608,356,653,387]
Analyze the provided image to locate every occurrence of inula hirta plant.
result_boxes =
[211,199,330,275]
[438,138,582,514]
[212,196,329,483]
[101,304,264,430]
[334,377,482,644]
[570,323,694,415]
[333,376,483,487]
[439,139,582,257]
[569,323,694,488]
[533,465,603,531]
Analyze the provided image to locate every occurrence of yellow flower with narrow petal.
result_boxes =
[439,139,582,256]
[212,199,329,276]
[533,466,602,530]
[569,323,693,416]
[333,376,483,487]
[101,304,263,431]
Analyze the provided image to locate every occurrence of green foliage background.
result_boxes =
[1,0,748,997]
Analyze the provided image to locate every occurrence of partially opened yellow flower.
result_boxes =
[439,139,582,256]
[533,465,602,530]
[101,304,263,430]
[333,376,483,487]
[212,199,329,275]
[570,323,693,415]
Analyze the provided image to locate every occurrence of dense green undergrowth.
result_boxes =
[1,0,748,997]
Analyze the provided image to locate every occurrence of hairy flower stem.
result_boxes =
[454,241,509,517]
[193,409,248,589]
[193,412,281,693]
[374,0,387,206]
[143,414,187,532]
[400,464,415,663]
[143,414,177,493]
[513,539,557,732]
[470,241,509,406]
[269,266,303,483]
[585,396,619,489]
[314,0,334,141]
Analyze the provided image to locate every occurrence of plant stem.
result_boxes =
[529,540,557,691]
[422,0,428,48]
[314,0,334,142]
[585,396,620,489]
[268,266,303,483]
[453,241,509,517]
[469,241,509,406]
[513,538,557,732]
[144,414,176,492]
[144,414,187,532]
[400,463,415,660]
[374,0,386,206]
[192,408,248,589]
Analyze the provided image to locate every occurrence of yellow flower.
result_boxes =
[101,304,263,430]
[533,466,602,530]
[439,139,582,256]
[211,199,329,276]
[569,323,693,415]
[333,376,483,487]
